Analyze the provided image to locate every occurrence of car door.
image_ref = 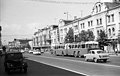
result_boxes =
[91,51,95,60]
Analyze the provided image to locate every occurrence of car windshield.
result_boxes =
[97,50,105,54]
[7,53,23,60]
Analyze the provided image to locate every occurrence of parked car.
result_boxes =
[33,50,41,55]
[28,50,33,54]
[84,50,109,63]
[20,49,25,53]
[4,51,28,73]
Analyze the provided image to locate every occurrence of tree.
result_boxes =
[64,28,74,43]
[97,30,108,50]
[87,30,95,41]
[75,30,95,42]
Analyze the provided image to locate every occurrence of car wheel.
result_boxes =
[24,68,27,73]
[94,58,98,63]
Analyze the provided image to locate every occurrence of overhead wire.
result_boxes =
[27,0,95,4]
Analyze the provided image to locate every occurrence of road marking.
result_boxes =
[26,54,120,68]
[27,58,90,76]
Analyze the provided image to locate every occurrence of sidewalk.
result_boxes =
[109,53,120,57]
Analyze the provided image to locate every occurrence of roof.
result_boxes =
[85,41,98,44]
[104,2,120,9]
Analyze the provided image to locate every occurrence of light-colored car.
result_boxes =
[33,50,41,55]
[28,50,33,54]
[20,49,25,53]
[84,50,109,63]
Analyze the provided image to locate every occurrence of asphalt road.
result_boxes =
[0,56,84,76]
[25,53,120,76]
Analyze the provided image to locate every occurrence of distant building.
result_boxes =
[8,38,32,49]
[32,25,58,50]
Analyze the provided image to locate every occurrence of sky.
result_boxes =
[0,0,106,45]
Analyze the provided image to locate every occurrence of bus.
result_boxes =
[51,41,99,58]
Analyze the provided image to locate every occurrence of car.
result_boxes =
[20,49,25,53]
[84,50,109,63]
[4,51,28,73]
[28,50,33,54]
[33,50,41,55]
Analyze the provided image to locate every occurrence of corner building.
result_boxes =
[59,0,120,53]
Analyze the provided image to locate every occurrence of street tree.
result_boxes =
[75,30,95,42]
[97,30,107,50]
[64,28,74,43]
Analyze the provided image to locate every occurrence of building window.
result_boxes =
[108,15,110,23]
[81,23,85,29]
[97,19,99,25]
[99,4,101,12]
[88,21,90,27]
[111,14,114,22]
[109,28,111,36]
[100,18,102,25]
[97,30,99,36]
[112,27,115,32]
[91,20,93,26]
[96,6,98,13]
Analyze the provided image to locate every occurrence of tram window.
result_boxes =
[69,45,72,49]
[58,46,60,49]
[82,44,85,48]
[75,45,78,48]
[78,45,81,48]
[72,45,74,48]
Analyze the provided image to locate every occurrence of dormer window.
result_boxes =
[96,6,98,13]
[99,4,101,12]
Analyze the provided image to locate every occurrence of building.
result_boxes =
[32,25,58,50]
[8,38,32,49]
[59,0,120,52]
[33,0,120,53]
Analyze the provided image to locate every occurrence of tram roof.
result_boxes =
[85,41,98,44]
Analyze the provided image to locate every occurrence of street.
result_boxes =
[1,52,120,76]
[25,52,120,76]
[0,56,84,76]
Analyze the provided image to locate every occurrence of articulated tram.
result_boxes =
[51,41,99,57]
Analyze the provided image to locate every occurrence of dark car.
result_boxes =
[4,51,28,73]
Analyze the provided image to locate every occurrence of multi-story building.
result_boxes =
[50,25,59,46]
[8,38,32,49]
[58,0,120,52]
[32,25,58,50]
[33,0,120,52]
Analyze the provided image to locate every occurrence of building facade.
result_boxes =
[33,0,120,52]
[32,25,58,50]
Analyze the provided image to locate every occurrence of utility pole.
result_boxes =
[64,12,69,20]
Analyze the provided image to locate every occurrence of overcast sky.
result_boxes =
[0,0,104,44]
